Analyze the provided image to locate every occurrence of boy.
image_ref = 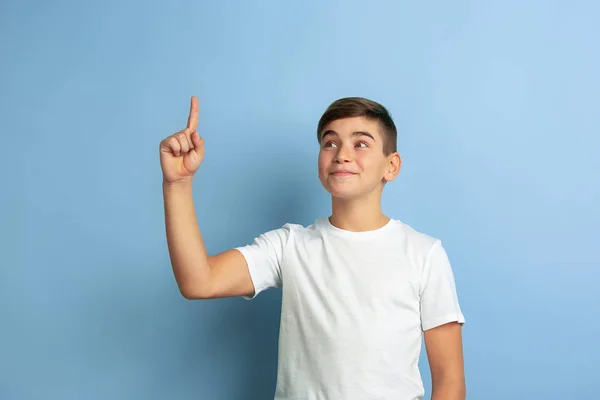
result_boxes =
[160,96,466,400]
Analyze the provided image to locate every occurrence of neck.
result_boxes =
[329,189,389,232]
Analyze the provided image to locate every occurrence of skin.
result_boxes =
[425,322,466,400]
[317,116,401,232]
[160,97,465,398]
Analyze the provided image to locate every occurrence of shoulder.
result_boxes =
[388,219,447,272]
[279,219,326,236]
[257,220,318,246]
[389,218,440,251]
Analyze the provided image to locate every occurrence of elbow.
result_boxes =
[172,263,214,299]
[179,282,213,300]
[180,287,198,300]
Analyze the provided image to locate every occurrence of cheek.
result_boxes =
[354,153,370,170]
[356,154,383,174]
[317,153,329,171]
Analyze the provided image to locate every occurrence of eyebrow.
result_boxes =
[320,130,376,142]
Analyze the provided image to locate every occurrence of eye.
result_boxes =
[355,141,368,148]
[323,141,338,148]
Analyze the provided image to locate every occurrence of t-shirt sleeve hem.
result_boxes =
[422,312,466,331]
[235,246,261,300]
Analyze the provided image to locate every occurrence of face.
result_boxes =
[318,116,401,200]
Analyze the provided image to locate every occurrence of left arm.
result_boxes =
[424,321,466,400]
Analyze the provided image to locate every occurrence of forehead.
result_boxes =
[320,116,383,140]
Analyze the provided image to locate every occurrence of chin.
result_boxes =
[320,178,384,200]
[321,183,362,199]
[326,190,355,199]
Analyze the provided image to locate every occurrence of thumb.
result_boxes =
[191,131,205,158]
[191,131,203,148]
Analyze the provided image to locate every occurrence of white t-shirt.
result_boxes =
[236,217,465,400]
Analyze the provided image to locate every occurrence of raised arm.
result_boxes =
[160,96,255,299]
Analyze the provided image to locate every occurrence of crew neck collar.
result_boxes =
[318,216,396,239]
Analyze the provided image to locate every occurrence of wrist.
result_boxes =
[162,177,194,190]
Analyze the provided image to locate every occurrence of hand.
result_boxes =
[160,96,205,184]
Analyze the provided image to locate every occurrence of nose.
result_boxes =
[334,144,353,163]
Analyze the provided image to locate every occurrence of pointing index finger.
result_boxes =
[186,96,199,131]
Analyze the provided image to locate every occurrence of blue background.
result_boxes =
[2,0,599,399]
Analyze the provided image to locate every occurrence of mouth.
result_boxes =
[330,171,356,177]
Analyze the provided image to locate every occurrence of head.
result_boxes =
[317,97,401,200]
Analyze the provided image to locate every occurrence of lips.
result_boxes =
[330,170,356,176]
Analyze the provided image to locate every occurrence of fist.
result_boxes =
[160,96,205,184]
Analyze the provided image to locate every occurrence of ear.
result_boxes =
[383,152,402,182]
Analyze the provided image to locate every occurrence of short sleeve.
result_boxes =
[419,240,466,331]
[235,224,292,300]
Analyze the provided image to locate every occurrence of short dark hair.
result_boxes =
[317,97,397,155]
